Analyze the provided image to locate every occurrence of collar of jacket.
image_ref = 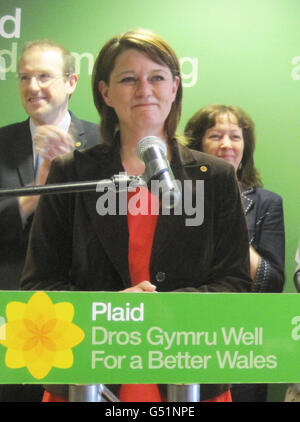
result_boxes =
[240,184,256,215]
[15,119,35,186]
[73,137,203,179]
[68,110,88,150]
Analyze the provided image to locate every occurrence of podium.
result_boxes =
[1,290,300,402]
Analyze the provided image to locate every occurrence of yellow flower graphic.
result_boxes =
[0,292,84,379]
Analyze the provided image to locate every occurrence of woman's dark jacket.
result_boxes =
[21,142,252,400]
[241,186,285,292]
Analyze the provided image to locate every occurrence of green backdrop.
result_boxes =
[0,0,299,401]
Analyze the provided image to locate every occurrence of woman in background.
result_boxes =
[185,104,285,401]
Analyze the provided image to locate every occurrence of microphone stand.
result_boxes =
[0,174,196,402]
[68,384,200,402]
[167,384,200,402]
[68,384,120,402]
[0,174,144,198]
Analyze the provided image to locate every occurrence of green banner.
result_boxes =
[0,291,300,384]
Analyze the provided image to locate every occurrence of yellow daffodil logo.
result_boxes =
[0,292,84,380]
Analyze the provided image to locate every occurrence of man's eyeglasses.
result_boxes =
[17,73,70,86]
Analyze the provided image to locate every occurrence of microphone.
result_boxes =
[137,136,181,209]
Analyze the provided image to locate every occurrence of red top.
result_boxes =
[127,187,159,286]
[119,187,162,402]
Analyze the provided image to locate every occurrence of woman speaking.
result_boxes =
[21,30,251,402]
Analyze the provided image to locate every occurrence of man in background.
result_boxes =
[0,40,100,401]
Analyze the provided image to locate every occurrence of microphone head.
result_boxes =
[136,136,181,209]
[137,136,167,161]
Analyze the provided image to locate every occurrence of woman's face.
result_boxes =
[201,113,244,171]
[98,48,179,138]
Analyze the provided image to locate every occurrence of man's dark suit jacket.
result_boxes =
[21,141,252,401]
[0,112,100,290]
